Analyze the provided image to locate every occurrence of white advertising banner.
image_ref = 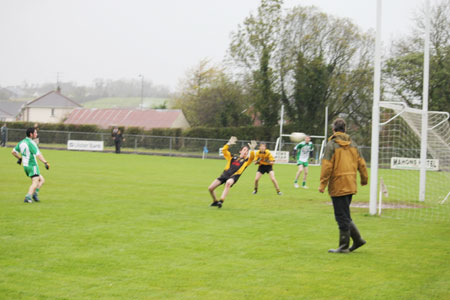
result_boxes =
[390,157,439,171]
[67,140,104,151]
[273,151,290,164]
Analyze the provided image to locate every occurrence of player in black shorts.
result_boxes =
[208,136,257,208]
[253,143,282,195]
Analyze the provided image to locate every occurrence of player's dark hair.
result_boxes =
[333,118,346,133]
[26,127,35,137]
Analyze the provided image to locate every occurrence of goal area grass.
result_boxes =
[0,148,448,299]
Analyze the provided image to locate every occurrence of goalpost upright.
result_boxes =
[369,0,382,215]
[370,0,434,213]
[274,104,328,164]
[419,0,430,202]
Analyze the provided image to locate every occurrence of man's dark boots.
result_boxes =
[328,230,350,253]
[349,222,366,252]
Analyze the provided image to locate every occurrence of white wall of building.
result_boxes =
[171,113,190,129]
[23,107,75,123]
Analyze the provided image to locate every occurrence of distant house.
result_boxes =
[21,90,82,123]
[0,101,26,122]
[0,108,13,122]
[64,108,190,130]
[0,87,26,99]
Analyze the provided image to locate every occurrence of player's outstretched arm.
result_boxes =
[247,140,257,163]
[222,137,236,161]
[37,153,50,170]
[227,136,237,145]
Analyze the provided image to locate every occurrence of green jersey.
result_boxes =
[295,141,314,163]
[14,137,41,167]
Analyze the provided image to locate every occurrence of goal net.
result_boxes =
[377,101,450,222]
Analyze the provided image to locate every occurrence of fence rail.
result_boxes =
[2,128,371,163]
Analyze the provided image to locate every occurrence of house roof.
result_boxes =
[0,108,11,119]
[64,108,190,129]
[0,87,26,98]
[26,91,82,108]
[0,101,25,117]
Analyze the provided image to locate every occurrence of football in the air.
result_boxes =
[290,132,306,142]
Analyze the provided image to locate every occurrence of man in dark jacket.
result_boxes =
[114,129,125,154]
[319,118,368,253]
[1,123,7,147]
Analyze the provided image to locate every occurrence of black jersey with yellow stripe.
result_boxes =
[222,144,255,176]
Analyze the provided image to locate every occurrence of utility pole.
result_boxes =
[56,72,61,92]
[138,74,144,109]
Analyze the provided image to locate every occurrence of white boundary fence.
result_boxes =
[4,128,340,163]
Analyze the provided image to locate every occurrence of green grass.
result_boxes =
[83,97,171,109]
[0,148,449,299]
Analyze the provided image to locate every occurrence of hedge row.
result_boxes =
[4,122,303,142]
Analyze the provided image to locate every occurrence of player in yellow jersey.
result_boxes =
[208,136,257,208]
[252,143,282,195]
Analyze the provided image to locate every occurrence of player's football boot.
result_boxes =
[24,197,32,203]
[277,191,283,195]
[294,183,299,188]
[252,190,257,194]
[210,201,219,207]
[32,193,40,202]
[217,200,223,208]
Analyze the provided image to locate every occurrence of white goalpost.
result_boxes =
[374,101,450,221]
[273,105,328,165]
[370,0,450,221]
[369,0,383,215]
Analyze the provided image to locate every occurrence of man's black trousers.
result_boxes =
[115,141,121,153]
[331,194,353,231]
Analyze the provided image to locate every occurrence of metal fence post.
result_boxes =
[169,137,172,154]
[134,137,138,153]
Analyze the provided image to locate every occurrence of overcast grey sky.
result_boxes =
[0,0,428,90]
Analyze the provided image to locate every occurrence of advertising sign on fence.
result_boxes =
[390,157,439,171]
[67,140,104,151]
[273,151,290,164]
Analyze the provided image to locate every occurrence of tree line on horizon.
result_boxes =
[0,78,171,103]
[174,0,450,146]
[1,0,448,147]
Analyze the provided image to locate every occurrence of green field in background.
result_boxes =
[0,148,448,299]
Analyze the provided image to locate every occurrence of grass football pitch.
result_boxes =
[0,148,449,300]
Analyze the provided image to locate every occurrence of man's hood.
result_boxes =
[329,132,352,148]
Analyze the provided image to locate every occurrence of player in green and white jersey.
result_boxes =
[11,128,50,203]
[293,135,314,189]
